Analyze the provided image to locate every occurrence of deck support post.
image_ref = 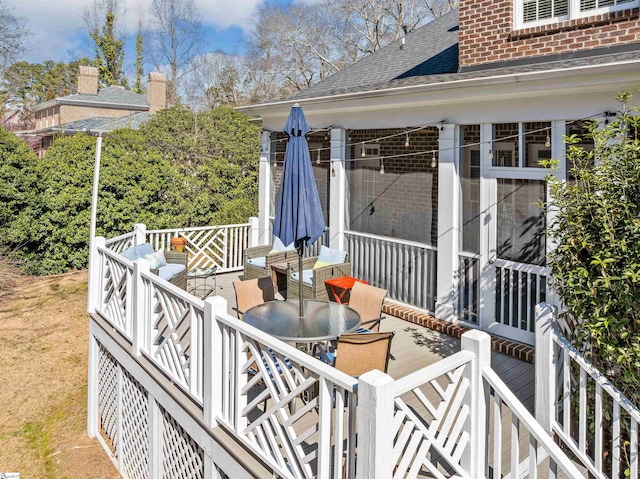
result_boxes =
[535,302,556,433]
[258,130,273,246]
[436,123,460,321]
[356,370,395,479]
[132,259,150,356]
[87,332,99,438]
[329,128,347,251]
[87,236,105,314]
[461,330,491,476]
[134,223,147,246]
[204,296,227,428]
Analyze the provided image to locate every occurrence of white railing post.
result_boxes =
[87,332,99,437]
[204,295,227,428]
[356,370,395,479]
[134,223,147,246]
[329,128,347,251]
[132,259,150,356]
[88,236,106,314]
[248,216,259,247]
[461,330,491,476]
[535,302,557,433]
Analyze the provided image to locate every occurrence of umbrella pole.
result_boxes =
[299,243,304,318]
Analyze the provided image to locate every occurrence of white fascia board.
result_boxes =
[33,99,59,112]
[57,99,149,111]
[237,59,640,124]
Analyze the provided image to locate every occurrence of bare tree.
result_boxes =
[83,0,125,41]
[0,1,28,75]
[147,0,203,105]
[244,3,348,102]
[333,0,457,56]
[184,52,246,110]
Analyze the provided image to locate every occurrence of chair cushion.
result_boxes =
[291,269,313,285]
[144,250,166,269]
[314,245,347,269]
[270,237,296,254]
[157,263,186,281]
[135,243,155,258]
[247,256,266,268]
[120,246,137,261]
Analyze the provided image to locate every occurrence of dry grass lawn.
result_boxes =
[0,270,118,478]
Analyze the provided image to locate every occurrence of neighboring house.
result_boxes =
[2,109,34,132]
[24,66,166,157]
[239,0,640,346]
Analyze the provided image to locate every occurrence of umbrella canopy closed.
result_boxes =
[273,105,326,317]
[273,105,325,249]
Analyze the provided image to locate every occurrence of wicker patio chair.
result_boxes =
[317,331,395,377]
[233,277,275,319]
[151,251,188,290]
[286,254,351,302]
[243,244,298,280]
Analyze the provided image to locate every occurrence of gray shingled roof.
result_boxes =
[58,86,149,107]
[49,112,151,134]
[287,9,640,102]
[291,10,460,101]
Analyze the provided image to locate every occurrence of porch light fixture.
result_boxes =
[404,133,410,148]
[488,149,494,161]
[380,157,385,175]
[316,148,321,164]
[431,151,437,168]
[331,162,336,177]
[545,131,551,148]
[361,143,366,157]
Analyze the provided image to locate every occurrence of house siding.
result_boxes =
[59,105,143,125]
[459,1,640,69]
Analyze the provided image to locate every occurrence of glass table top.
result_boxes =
[242,300,361,342]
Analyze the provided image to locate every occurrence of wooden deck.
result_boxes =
[204,271,535,413]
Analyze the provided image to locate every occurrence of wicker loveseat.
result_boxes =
[287,247,351,301]
[120,243,188,290]
[243,238,297,281]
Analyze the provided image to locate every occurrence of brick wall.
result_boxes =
[59,105,142,125]
[348,128,439,246]
[459,0,640,69]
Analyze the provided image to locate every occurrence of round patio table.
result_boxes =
[242,299,361,343]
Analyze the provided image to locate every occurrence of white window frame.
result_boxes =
[514,0,638,29]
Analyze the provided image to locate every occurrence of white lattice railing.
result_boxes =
[537,303,640,479]
[458,252,480,324]
[104,231,136,253]
[213,312,358,479]
[94,242,134,338]
[147,223,251,273]
[345,231,437,312]
[494,259,549,333]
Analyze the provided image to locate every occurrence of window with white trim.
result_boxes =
[516,0,637,28]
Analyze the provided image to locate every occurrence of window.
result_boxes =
[491,122,551,169]
[517,0,636,28]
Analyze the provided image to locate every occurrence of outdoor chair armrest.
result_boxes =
[359,316,385,332]
[244,245,272,259]
[163,251,188,267]
[264,250,292,269]
[232,306,244,319]
[311,262,352,284]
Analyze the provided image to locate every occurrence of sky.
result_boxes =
[6,0,292,66]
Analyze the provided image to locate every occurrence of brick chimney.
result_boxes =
[147,72,167,114]
[78,66,99,95]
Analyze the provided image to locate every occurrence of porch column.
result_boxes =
[258,130,272,246]
[329,128,347,251]
[435,124,460,321]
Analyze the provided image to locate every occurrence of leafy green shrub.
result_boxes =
[0,106,260,274]
[546,92,640,403]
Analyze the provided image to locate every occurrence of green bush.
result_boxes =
[546,92,640,403]
[0,105,260,274]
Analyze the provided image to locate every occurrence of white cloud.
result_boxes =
[6,0,262,63]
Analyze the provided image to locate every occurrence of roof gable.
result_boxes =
[291,10,460,101]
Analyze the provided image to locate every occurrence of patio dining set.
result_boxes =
[235,239,396,379]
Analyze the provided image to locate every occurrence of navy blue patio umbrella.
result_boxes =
[273,104,325,318]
